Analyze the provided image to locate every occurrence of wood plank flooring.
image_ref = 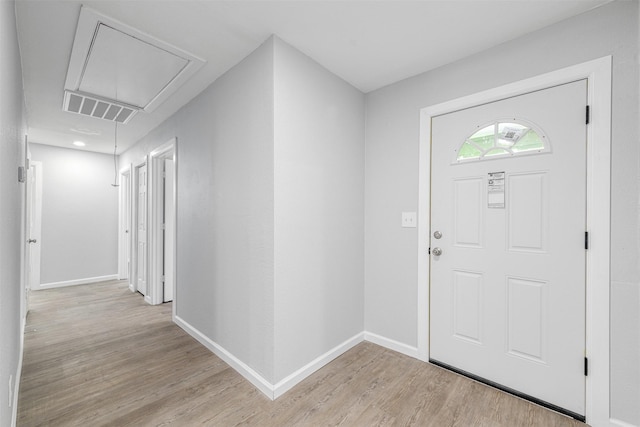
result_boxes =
[17,280,587,426]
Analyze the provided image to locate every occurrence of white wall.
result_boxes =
[29,144,118,286]
[273,38,365,383]
[0,1,26,425]
[364,1,639,424]
[120,36,365,390]
[120,37,276,382]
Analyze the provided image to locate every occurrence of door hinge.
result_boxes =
[584,357,589,376]
[161,275,165,283]
[586,105,590,125]
[585,231,589,250]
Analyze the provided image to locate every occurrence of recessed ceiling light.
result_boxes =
[73,141,86,147]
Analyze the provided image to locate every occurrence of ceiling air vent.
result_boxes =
[63,90,138,124]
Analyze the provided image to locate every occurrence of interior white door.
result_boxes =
[430,80,587,417]
[163,158,175,302]
[125,173,131,280]
[136,164,148,296]
[119,170,131,280]
[27,161,42,291]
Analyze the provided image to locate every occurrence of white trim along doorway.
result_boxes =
[417,57,611,426]
[124,139,178,310]
[148,138,177,307]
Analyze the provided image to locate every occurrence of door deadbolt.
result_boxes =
[433,231,442,239]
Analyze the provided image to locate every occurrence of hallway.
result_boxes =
[17,280,584,426]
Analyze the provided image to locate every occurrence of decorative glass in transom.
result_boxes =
[455,120,549,162]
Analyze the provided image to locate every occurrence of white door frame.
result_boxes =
[131,157,148,295]
[417,57,611,426]
[118,165,132,280]
[22,138,31,323]
[163,156,176,304]
[148,138,177,306]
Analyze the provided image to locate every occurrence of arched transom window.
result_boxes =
[455,120,550,163]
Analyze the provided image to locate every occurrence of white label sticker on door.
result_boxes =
[488,172,505,208]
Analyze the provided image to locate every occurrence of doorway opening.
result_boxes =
[417,57,611,425]
[148,138,177,306]
[430,80,587,419]
[26,160,43,293]
[118,167,131,281]
[132,158,148,298]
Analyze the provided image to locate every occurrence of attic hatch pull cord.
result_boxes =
[111,121,119,187]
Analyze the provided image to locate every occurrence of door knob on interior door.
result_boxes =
[28,239,37,244]
[432,247,443,256]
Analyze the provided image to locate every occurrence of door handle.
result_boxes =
[432,247,443,256]
[28,239,37,244]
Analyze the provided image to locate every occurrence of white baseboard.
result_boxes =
[37,274,119,290]
[173,315,274,399]
[611,418,639,427]
[11,358,21,427]
[174,315,366,401]
[273,332,365,399]
[172,319,422,401]
[364,331,420,359]
[12,308,26,426]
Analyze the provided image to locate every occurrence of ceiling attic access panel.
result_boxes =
[79,24,188,108]
[64,6,205,119]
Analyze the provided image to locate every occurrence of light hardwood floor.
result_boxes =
[18,280,586,427]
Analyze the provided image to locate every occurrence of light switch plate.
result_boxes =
[402,211,417,228]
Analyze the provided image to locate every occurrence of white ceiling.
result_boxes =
[16,0,610,155]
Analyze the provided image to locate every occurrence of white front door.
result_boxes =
[430,80,587,417]
[136,164,148,296]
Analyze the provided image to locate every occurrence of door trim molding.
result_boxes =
[417,56,611,426]
[148,138,177,306]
